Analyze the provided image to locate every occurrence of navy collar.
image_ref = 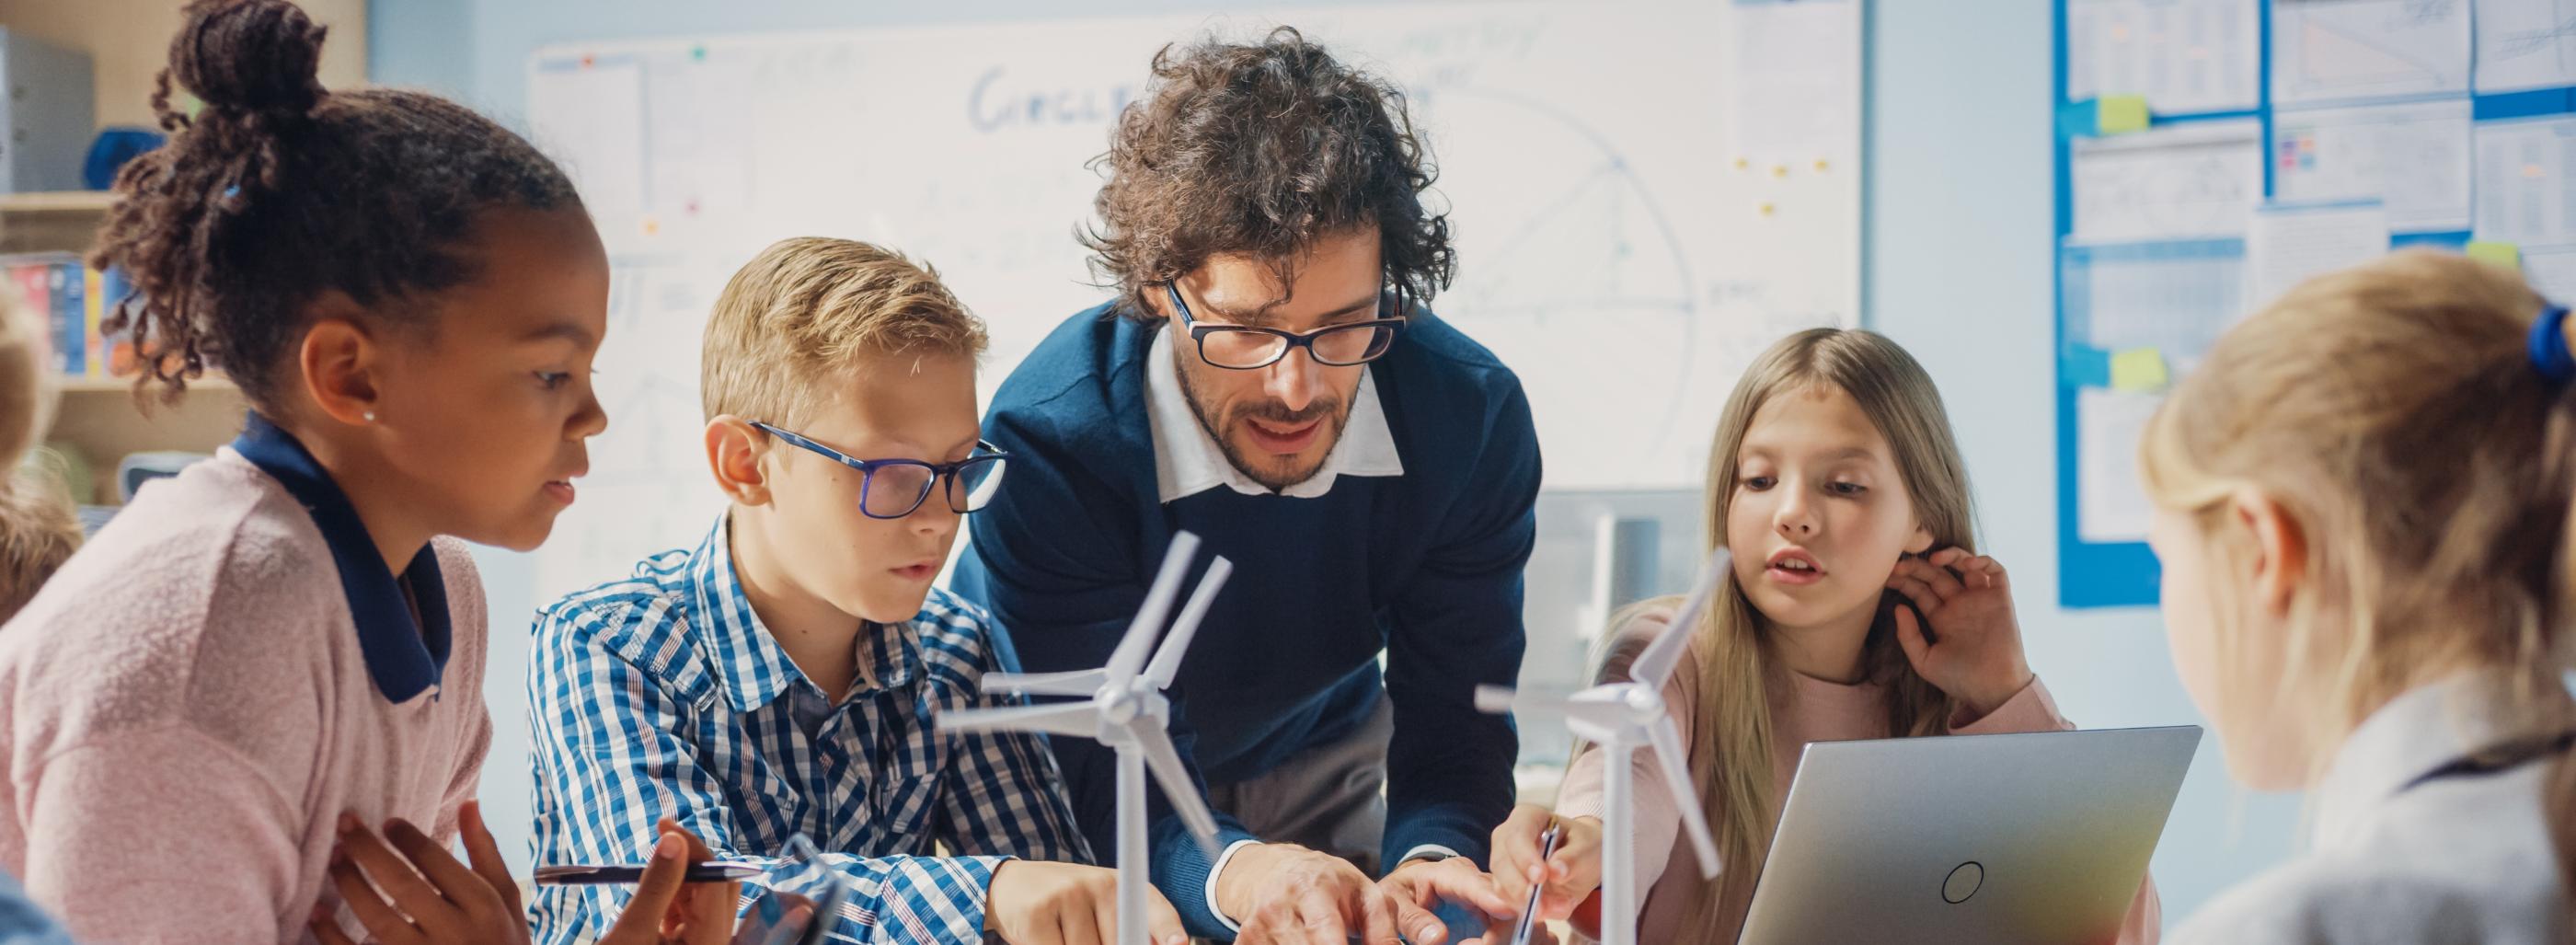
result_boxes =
[231,413,452,703]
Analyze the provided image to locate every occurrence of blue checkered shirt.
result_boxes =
[527,515,1091,944]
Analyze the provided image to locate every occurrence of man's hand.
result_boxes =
[1216,843,1407,945]
[1378,855,1520,945]
[984,859,1186,945]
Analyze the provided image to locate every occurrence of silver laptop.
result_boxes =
[1736,725,2201,945]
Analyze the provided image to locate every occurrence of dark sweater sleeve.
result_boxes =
[953,401,1258,939]
[1380,375,1540,874]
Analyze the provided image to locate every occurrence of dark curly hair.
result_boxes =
[1085,27,1455,318]
[87,0,581,409]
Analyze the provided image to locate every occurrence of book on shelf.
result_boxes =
[2,252,168,382]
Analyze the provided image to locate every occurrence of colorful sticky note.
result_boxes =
[2062,346,2113,388]
[2110,348,2168,392]
[2467,240,2522,271]
[2097,95,2150,135]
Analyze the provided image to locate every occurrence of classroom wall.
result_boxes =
[0,0,366,129]
[1866,0,2302,919]
[370,0,2305,920]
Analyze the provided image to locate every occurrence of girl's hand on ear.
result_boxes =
[1887,548,2033,718]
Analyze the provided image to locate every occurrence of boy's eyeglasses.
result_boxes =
[750,421,1008,520]
[1165,282,1408,370]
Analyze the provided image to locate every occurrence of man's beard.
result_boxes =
[1174,353,1351,492]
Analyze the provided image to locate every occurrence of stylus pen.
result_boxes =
[534,862,767,885]
[1509,822,1563,945]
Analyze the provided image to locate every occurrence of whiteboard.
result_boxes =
[523,1,1861,602]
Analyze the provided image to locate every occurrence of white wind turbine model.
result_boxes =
[1476,549,1732,945]
[937,532,1231,945]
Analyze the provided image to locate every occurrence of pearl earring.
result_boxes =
[362,411,378,423]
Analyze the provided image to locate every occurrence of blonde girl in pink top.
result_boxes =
[1489,328,2158,944]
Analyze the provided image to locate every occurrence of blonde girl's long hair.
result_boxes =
[2138,249,2576,919]
[1592,328,1979,942]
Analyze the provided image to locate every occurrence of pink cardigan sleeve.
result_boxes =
[1952,678,2162,944]
[1552,610,1698,901]
[20,728,310,943]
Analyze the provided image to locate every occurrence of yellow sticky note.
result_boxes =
[2098,95,2150,134]
[2110,348,2168,392]
[2467,240,2522,271]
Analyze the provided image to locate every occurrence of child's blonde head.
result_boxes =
[0,290,52,470]
[2144,249,2571,769]
[700,237,987,427]
[0,281,73,623]
[1629,328,1977,940]
[0,466,79,623]
[2141,248,2576,900]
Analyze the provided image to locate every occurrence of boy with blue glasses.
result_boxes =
[527,237,1185,945]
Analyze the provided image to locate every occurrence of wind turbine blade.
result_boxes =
[1128,721,1223,859]
[1107,533,1202,686]
[981,669,1110,697]
[937,702,1100,739]
[1145,556,1232,689]
[1631,549,1733,689]
[1648,714,1721,880]
[1546,695,1627,731]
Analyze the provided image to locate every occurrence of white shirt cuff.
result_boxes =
[1204,838,1262,933]
[1397,844,1463,867]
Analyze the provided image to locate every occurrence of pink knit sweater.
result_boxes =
[0,448,490,944]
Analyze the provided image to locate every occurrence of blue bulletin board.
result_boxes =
[2053,0,2576,608]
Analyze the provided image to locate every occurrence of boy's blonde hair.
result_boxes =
[700,237,988,425]
[0,466,79,623]
[2140,248,2576,905]
[1605,328,1975,941]
[0,290,52,469]
[0,286,75,623]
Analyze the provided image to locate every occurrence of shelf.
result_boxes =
[0,191,117,214]
[0,191,113,255]
[56,375,234,394]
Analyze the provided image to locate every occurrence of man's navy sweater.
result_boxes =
[952,302,1538,937]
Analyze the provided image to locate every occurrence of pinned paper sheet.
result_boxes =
[2077,387,2163,544]
[2065,0,2260,114]
[2467,240,2521,271]
[2063,239,2248,356]
[2475,117,2576,246]
[2271,99,2472,233]
[2521,245,2576,297]
[2097,95,2150,134]
[527,55,647,214]
[2109,348,2169,392]
[2271,0,2471,107]
[2476,0,2576,94]
[1729,0,1860,161]
[2071,119,2264,242]
[2246,202,2391,306]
